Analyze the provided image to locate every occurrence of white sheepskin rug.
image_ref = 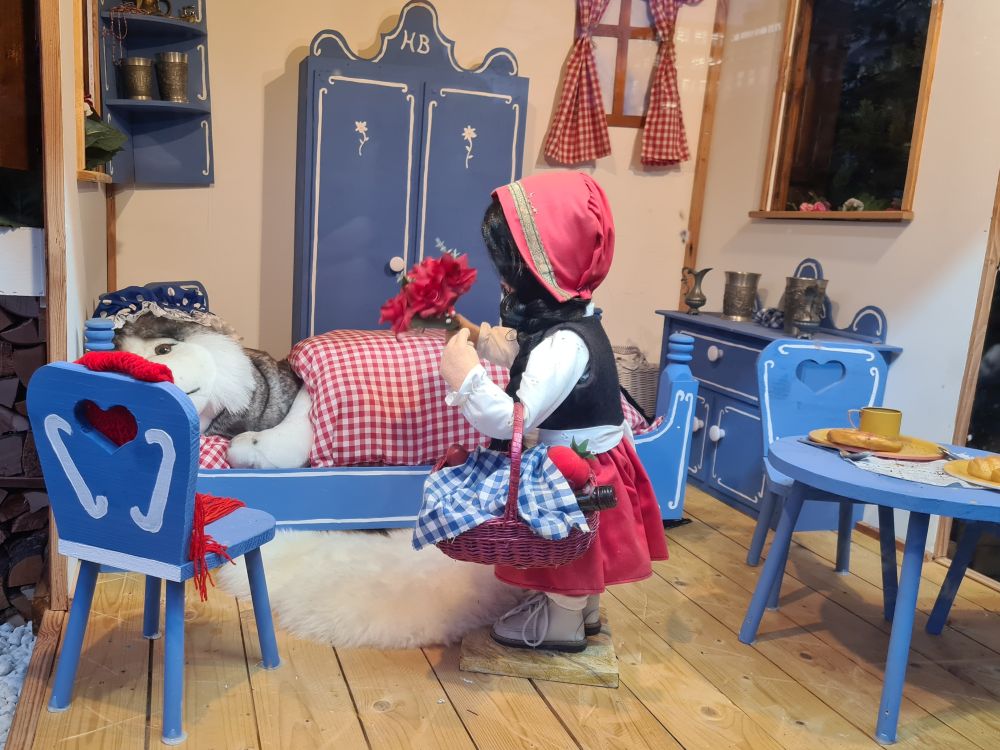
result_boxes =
[214,529,527,649]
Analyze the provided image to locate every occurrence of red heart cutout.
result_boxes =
[82,401,138,446]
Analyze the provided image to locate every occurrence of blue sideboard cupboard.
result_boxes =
[98,1,214,186]
[292,1,528,340]
[658,307,902,531]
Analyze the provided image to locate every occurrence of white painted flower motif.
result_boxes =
[462,125,477,169]
[355,120,370,156]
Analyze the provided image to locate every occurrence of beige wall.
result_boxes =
[695,0,1000,545]
[114,0,718,359]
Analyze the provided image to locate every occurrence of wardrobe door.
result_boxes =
[417,79,528,326]
[300,64,424,336]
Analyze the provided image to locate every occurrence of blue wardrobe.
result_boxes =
[292,1,529,340]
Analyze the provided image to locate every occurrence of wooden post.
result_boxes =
[38,0,69,612]
[677,0,729,310]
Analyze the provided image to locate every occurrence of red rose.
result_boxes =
[439,253,477,297]
[378,291,414,333]
[405,277,452,318]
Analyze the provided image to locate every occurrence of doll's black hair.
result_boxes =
[481,198,588,398]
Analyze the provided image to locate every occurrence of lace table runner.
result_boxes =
[847,456,981,489]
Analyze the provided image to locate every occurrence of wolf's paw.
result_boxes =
[226,431,270,468]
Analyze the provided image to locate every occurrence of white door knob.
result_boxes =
[708,425,725,442]
[707,345,725,362]
[692,417,704,433]
[388,256,407,274]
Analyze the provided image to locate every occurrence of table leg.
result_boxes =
[835,501,854,574]
[740,485,805,644]
[877,506,898,622]
[876,511,929,744]
[926,521,984,635]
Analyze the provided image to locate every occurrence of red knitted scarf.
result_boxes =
[75,351,244,600]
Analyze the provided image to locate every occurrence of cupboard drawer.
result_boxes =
[672,325,761,403]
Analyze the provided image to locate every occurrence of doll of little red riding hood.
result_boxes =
[439,171,668,652]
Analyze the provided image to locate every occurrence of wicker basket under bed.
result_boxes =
[613,345,659,419]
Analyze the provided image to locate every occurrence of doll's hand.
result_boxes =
[440,327,481,391]
[446,313,480,344]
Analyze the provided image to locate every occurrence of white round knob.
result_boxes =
[692,417,704,433]
[709,425,725,442]
[707,345,724,362]
[388,256,407,274]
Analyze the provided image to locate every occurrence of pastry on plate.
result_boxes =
[967,455,1000,481]
[827,428,903,453]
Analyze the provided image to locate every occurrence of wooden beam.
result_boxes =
[677,0,729,310]
[38,0,69,613]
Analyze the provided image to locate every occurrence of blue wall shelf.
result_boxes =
[98,1,214,186]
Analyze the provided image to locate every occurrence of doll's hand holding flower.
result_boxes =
[440,328,482,391]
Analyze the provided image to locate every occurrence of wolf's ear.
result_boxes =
[187,328,255,414]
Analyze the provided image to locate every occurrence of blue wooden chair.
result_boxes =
[747,340,889,606]
[27,362,280,745]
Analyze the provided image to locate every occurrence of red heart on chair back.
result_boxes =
[82,401,138,447]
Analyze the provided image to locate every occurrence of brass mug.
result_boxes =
[848,407,902,439]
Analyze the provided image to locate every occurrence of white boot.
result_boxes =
[583,594,601,636]
[490,593,586,652]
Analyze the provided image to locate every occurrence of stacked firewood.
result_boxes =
[0,296,48,626]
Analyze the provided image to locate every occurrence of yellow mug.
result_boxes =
[848,407,902,439]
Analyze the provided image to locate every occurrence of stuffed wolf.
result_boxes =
[115,314,313,469]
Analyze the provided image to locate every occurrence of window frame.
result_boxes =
[751,0,944,222]
[593,0,657,129]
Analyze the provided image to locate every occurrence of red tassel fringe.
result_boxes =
[191,493,245,601]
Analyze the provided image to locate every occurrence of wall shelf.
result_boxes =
[106,98,210,114]
[99,4,213,186]
[100,12,206,38]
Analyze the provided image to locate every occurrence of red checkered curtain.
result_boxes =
[641,0,702,166]
[543,0,613,164]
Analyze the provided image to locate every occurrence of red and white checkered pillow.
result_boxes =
[197,329,651,469]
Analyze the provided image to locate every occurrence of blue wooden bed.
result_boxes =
[194,345,698,530]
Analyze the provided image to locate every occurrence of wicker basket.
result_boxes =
[436,403,598,569]
[613,345,659,419]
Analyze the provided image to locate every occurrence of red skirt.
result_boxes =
[495,437,668,596]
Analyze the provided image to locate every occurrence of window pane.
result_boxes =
[603,0,622,25]
[624,38,658,117]
[592,35,618,114]
[775,0,932,212]
[630,0,652,28]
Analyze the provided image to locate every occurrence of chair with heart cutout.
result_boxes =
[27,361,280,745]
[748,340,894,608]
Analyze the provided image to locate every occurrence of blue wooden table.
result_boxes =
[738,436,1000,743]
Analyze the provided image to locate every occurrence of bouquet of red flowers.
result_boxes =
[379,251,477,333]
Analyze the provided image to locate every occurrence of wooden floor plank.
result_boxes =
[684,491,1000,657]
[237,598,368,750]
[613,566,881,750]
[8,610,64,750]
[32,575,149,749]
[602,593,787,750]
[424,644,579,750]
[149,583,260,749]
[685,492,1000,700]
[658,537,980,749]
[532,674,683,750]
[670,515,1000,749]
[336,647,475,750]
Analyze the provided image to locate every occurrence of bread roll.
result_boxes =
[968,456,1000,480]
[827,428,903,453]
[990,468,1000,484]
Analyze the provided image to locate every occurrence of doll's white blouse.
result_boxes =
[446,312,630,452]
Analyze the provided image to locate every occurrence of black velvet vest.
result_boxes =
[506,316,624,430]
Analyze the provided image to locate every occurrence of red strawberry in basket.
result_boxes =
[547,440,595,492]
